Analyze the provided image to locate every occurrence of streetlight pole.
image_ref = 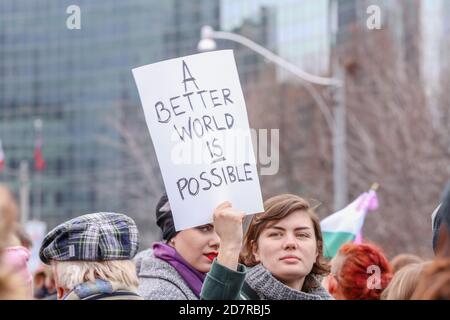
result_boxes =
[332,65,347,210]
[198,25,348,210]
[34,118,43,221]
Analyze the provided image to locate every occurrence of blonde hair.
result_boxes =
[0,185,19,247]
[53,260,139,291]
[0,185,27,300]
[381,262,430,300]
[0,268,29,300]
[390,254,424,273]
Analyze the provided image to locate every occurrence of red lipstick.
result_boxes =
[205,252,218,261]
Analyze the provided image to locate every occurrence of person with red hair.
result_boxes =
[325,242,393,300]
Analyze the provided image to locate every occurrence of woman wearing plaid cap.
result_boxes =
[135,193,220,300]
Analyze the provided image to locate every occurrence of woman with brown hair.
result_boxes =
[201,194,332,300]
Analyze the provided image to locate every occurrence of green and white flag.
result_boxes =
[321,190,378,259]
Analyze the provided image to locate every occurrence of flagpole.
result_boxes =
[354,183,380,244]
[370,182,379,192]
[36,171,42,221]
[19,160,30,225]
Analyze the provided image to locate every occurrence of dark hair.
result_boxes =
[239,194,330,290]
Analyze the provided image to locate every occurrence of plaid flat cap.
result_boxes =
[39,212,139,264]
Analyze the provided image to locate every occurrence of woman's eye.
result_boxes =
[269,232,282,237]
[296,233,310,238]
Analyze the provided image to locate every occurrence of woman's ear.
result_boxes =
[56,287,65,300]
[167,236,176,248]
[327,274,338,295]
[251,241,260,263]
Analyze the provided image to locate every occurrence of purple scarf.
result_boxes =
[153,242,206,298]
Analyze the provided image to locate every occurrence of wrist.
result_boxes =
[217,248,240,271]
[220,242,242,253]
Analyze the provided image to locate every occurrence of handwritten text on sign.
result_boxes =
[132,50,263,230]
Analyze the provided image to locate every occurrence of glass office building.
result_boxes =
[0,0,336,242]
[333,0,422,77]
[0,1,220,234]
[222,0,330,76]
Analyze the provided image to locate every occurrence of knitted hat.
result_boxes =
[39,212,139,264]
[155,193,178,241]
[432,182,450,253]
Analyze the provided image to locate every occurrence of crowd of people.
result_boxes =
[0,182,449,300]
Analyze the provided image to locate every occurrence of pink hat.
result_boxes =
[2,246,33,298]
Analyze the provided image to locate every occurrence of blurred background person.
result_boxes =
[432,181,450,257]
[0,184,29,299]
[411,258,450,300]
[390,253,424,274]
[326,242,393,300]
[409,182,450,300]
[381,261,430,300]
[0,185,18,246]
[33,264,57,300]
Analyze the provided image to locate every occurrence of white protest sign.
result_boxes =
[132,50,263,231]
